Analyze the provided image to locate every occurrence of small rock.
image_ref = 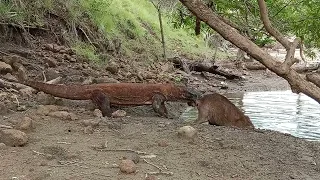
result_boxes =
[59,49,66,54]
[82,77,93,85]
[66,48,75,55]
[107,122,122,130]
[16,105,27,111]
[128,154,140,164]
[54,45,64,52]
[82,63,89,69]
[44,68,60,81]
[19,88,34,97]
[105,62,119,74]
[93,109,103,118]
[112,110,126,118]
[82,119,100,127]
[16,117,34,131]
[82,120,91,127]
[63,54,71,61]
[69,58,77,63]
[119,159,136,174]
[84,126,94,134]
[36,105,59,116]
[3,73,17,81]
[53,53,64,62]
[37,92,56,105]
[0,142,6,149]
[43,44,54,51]
[39,161,48,166]
[0,129,28,147]
[43,57,57,68]
[0,61,13,74]
[177,126,197,139]
[157,140,169,147]
[48,111,78,121]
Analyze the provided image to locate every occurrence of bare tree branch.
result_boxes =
[257,0,291,50]
[178,0,320,103]
[281,38,300,72]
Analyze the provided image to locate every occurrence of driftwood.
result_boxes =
[169,57,242,80]
[245,61,318,73]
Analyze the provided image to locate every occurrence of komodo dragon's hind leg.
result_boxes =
[152,94,168,118]
[91,90,112,117]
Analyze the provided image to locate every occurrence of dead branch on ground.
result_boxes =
[169,57,242,80]
[143,159,174,176]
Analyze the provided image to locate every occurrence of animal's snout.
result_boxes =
[185,87,201,102]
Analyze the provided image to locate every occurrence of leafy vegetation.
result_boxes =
[1,0,319,61]
[0,0,219,62]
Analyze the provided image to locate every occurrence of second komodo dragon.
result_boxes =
[20,78,199,117]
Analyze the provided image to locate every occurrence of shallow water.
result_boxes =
[180,91,320,141]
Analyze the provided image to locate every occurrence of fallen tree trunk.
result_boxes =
[245,62,318,73]
[169,57,242,80]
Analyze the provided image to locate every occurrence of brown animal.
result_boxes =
[195,93,254,129]
[20,79,199,117]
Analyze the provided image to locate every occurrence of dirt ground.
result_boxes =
[1,42,320,180]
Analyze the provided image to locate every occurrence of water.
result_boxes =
[181,91,320,141]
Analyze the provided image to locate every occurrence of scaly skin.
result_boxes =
[21,80,199,117]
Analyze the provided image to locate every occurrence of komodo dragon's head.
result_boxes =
[170,85,201,105]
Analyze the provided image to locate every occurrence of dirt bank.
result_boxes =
[1,43,320,179]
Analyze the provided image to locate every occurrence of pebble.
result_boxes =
[93,109,103,118]
[0,61,12,74]
[0,129,28,147]
[177,126,197,139]
[36,105,59,116]
[83,119,101,128]
[157,140,169,147]
[112,110,126,118]
[16,117,34,131]
[84,126,94,134]
[36,92,56,105]
[119,159,137,174]
[43,57,57,68]
[0,142,6,149]
[16,105,27,112]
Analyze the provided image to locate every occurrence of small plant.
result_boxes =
[73,41,100,62]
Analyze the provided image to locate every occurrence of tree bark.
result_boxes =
[178,0,320,103]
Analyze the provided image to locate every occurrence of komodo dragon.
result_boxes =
[20,79,199,117]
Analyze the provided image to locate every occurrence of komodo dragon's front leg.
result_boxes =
[91,90,112,117]
[152,94,168,118]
